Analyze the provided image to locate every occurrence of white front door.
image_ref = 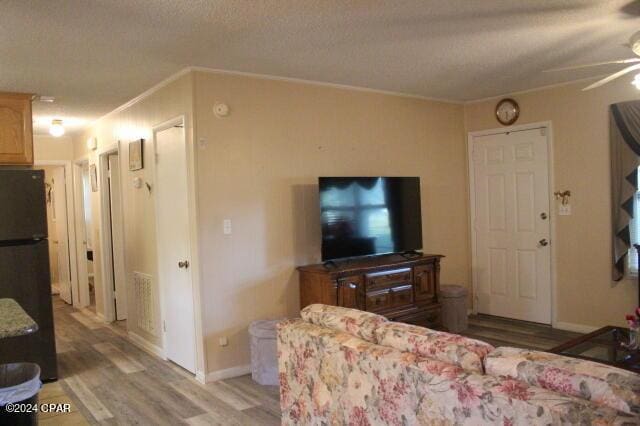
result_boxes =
[473,127,552,324]
[155,123,196,373]
[107,154,127,320]
[52,167,72,304]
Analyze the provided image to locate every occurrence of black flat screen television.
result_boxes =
[319,177,423,261]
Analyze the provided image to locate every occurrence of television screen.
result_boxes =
[319,177,423,261]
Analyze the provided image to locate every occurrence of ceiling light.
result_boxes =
[632,73,640,90]
[49,119,65,137]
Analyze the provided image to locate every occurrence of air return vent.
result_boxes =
[133,272,156,336]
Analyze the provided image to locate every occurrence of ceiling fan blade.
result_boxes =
[582,63,640,91]
[544,58,640,72]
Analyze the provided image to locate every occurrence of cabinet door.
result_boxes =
[337,275,364,309]
[0,93,33,165]
[414,263,437,302]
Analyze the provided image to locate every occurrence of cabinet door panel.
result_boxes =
[0,93,33,165]
[414,264,436,301]
[337,275,364,309]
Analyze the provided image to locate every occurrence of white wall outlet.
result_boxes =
[223,219,232,235]
[219,336,228,347]
[558,204,571,216]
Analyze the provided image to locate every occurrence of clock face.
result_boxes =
[495,98,519,125]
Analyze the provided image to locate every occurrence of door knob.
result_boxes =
[178,260,190,269]
[539,239,549,247]
[540,212,548,220]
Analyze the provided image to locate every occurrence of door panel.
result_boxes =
[337,276,364,309]
[52,167,72,304]
[474,128,551,324]
[155,125,196,373]
[108,155,127,320]
[0,169,47,240]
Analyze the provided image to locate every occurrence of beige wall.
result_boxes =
[464,77,640,329]
[73,74,194,345]
[34,135,74,161]
[192,71,469,373]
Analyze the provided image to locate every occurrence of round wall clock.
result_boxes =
[495,98,520,126]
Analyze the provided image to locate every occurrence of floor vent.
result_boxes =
[133,272,156,336]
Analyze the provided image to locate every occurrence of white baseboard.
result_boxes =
[127,331,165,359]
[553,321,599,334]
[195,371,206,384]
[204,364,251,383]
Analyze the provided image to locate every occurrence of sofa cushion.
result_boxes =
[300,304,387,342]
[485,346,640,415]
[374,322,494,373]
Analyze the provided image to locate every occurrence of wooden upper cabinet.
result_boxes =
[0,92,33,165]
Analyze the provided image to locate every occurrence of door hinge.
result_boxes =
[540,128,546,137]
[163,320,167,332]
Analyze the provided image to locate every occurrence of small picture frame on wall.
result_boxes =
[89,164,98,192]
[129,139,144,171]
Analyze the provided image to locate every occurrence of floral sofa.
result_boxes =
[277,304,640,425]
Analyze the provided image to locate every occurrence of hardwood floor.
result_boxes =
[45,297,280,425]
[46,296,583,425]
[463,314,583,350]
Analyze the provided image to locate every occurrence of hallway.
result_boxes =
[47,297,281,425]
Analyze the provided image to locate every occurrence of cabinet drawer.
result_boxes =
[365,268,412,290]
[366,284,414,312]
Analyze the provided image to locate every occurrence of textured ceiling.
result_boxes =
[1,0,639,135]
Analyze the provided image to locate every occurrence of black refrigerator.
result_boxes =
[0,169,57,381]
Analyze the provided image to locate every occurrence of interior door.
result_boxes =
[73,163,90,307]
[155,123,196,373]
[52,167,72,304]
[107,154,127,320]
[473,127,551,324]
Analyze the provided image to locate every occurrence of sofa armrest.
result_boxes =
[485,347,640,415]
[300,304,387,342]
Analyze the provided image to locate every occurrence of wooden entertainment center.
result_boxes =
[298,253,443,328]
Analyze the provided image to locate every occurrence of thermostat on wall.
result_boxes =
[213,103,230,118]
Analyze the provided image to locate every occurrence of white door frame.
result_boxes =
[97,143,128,323]
[72,156,91,308]
[467,121,557,326]
[152,115,206,381]
[35,160,81,308]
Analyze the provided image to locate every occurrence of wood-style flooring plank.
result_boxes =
[70,312,103,330]
[64,375,114,422]
[169,378,257,424]
[92,342,145,374]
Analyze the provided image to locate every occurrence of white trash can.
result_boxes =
[248,320,280,386]
[440,285,468,333]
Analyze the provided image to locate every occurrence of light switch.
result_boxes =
[559,204,571,216]
[219,336,228,347]
[223,219,232,235]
